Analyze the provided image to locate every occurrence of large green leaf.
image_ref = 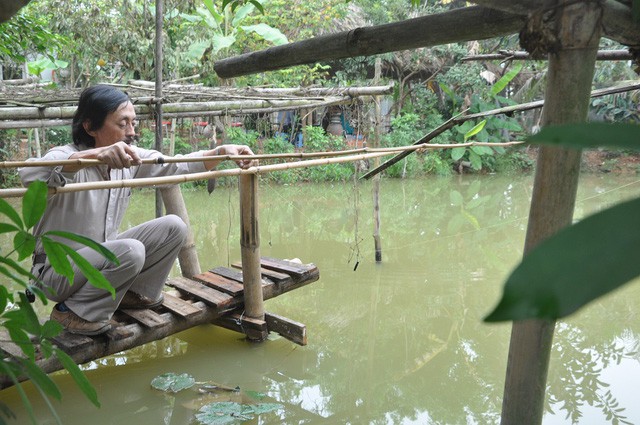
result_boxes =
[54,348,100,408]
[0,198,24,229]
[151,373,196,393]
[211,34,236,54]
[45,231,119,264]
[13,231,35,261]
[485,196,640,322]
[490,63,522,96]
[41,237,74,284]
[60,246,115,297]
[528,123,640,150]
[0,223,19,235]
[18,358,61,400]
[240,24,288,45]
[451,147,466,161]
[463,119,487,141]
[22,180,48,229]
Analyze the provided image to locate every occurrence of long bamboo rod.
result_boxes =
[500,2,602,424]
[461,49,633,62]
[0,141,523,170]
[361,81,640,180]
[154,0,164,219]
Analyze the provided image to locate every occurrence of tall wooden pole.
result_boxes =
[154,0,164,218]
[160,185,201,278]
[239,174,267,341]
[372,58,383,263]
[500,2,602,424]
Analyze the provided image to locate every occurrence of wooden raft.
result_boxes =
[0,257,319,390]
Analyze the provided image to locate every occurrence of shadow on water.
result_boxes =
[2,173,640,424]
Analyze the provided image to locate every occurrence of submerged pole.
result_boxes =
[372,58,383,263]
[239,173,267,341]
[500,2,602,424]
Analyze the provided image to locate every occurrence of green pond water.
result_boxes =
[2,173,640,424]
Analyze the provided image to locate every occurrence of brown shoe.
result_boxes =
[119,291,164,310]
[50,306,111,336]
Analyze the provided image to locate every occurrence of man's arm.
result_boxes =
[202,144,256,170]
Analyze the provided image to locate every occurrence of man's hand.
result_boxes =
[96,142,142,169]
[205,144,257,170]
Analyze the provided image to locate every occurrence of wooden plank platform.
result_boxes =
[0,257,319,390]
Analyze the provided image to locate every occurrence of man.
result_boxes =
[19,85,255,336]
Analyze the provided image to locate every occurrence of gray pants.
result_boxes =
[34,214,188,321]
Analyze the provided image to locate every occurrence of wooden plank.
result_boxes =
[0,330,26,359]
[260,257,316,280]
[194,271,244,296]
[265,312,307,346]
[213,311,268,341]
[52,332,94,355]
[161,292,203,319]
[167,276,235,311]
[120,309,170,329]
[210,267,244,283]
[231,262,292,284]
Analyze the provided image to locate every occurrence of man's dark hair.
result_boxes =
[72,85,131,147]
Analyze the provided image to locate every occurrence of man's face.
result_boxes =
[86,101,137,148]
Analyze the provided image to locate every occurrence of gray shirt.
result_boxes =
[19,143,207,254]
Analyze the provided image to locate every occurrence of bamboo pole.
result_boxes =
[361,80,640,180]
[1,141,524,170]
[154,0,164,218]
[500,2,602,424]
[160,185,201,278]
[214,6,526,78]
[372,58,383,263]
[461,49,633,62]
[239,173,266,341]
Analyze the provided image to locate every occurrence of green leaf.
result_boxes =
[211,34,236,54]
[54,348,100,407]
[60,246,115,297]
[151,373,196,393]
[449,190,463,207]
[187,40,211,59]
[240,24,288,45]
[249,0,264,14]
[469,150,482,170]
[196,402,255,424]
[7,327,35,360]
[0,285,9,314]
[451,147,466,161]
[463,120,487,142]
[527,123,640,150]
[18,358,61,400]
[41,320,63,339]
[41,237,74,284]
[0,222,19,234]
[45,231,119,265]
[0,198,24,229]
[16,293,42,336]
[490,63,522,96]
[485,196,640,322]
[22,180,48,229]
[13,231,35,261]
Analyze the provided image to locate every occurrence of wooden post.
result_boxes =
[169,117,176,156]
[500,2,601,424]
[154,0,164,218]
[372,58,383,263]
[160,185,201,278]
[239,173,267,341]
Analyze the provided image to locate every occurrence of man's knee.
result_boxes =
[116,240,146,274]
[163,214,188,244]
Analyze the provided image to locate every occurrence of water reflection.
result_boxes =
[1,174,640,424]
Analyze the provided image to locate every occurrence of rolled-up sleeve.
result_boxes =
[18,146,78,188]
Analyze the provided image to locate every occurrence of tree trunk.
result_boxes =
[500,2,602,424]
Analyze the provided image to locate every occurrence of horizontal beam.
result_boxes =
[214,6,527,78]
[461,49,634,62]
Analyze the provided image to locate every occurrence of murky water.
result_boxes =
[2,173,640,424]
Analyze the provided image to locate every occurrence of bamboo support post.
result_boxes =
[500,2,602,424]
[372,58,383,263]
[154,0,164,219]
[239,173,267,341]
[160,185,201,278]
